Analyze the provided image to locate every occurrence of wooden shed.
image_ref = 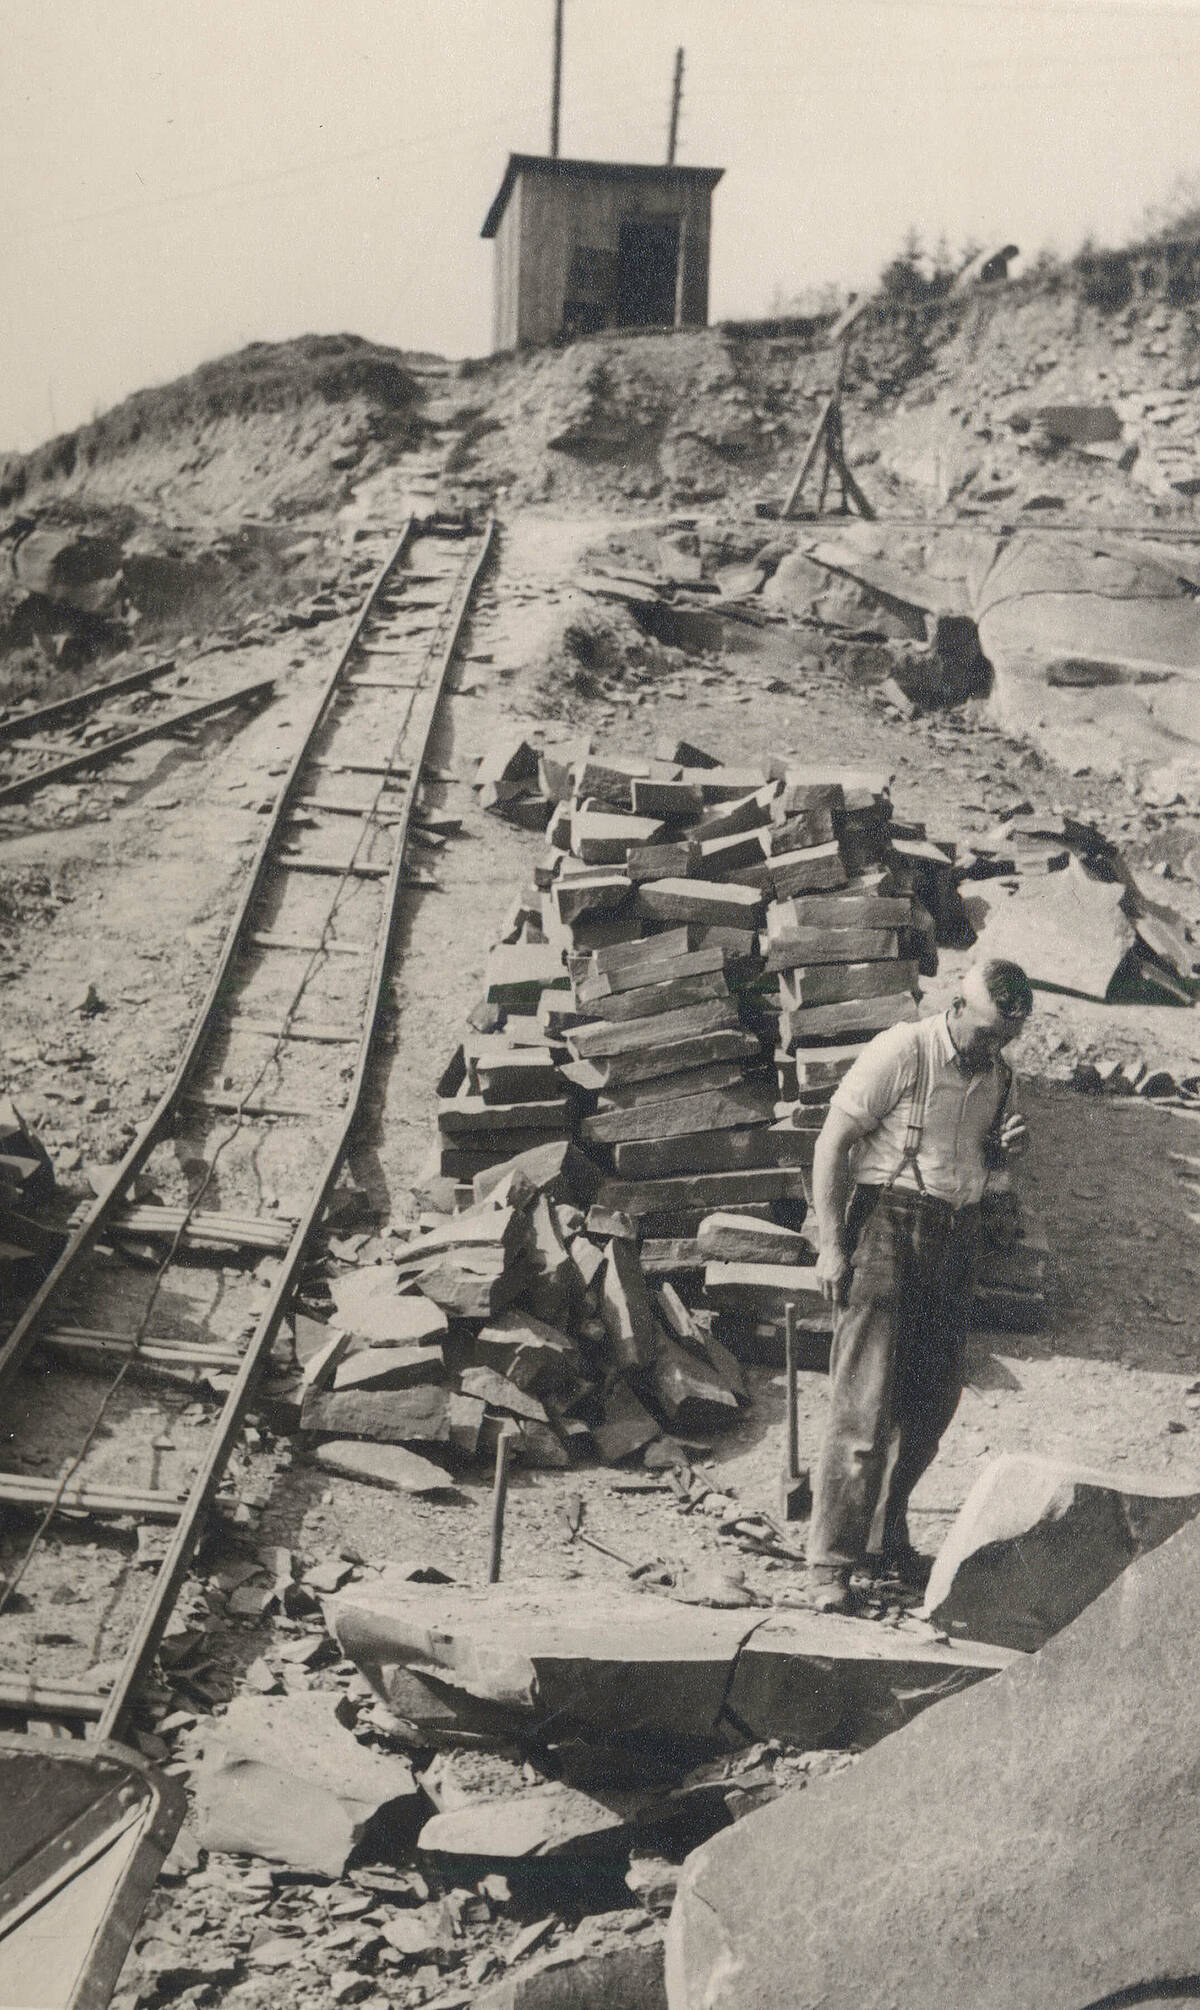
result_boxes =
[481,154,724,352]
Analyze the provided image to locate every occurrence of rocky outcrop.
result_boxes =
[666,1510,1200,2010]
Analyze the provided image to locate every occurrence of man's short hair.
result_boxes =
[977,957,1033,1023]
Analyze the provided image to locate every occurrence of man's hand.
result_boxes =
[998,1113,1028,1161]
[816,1240,849,1309]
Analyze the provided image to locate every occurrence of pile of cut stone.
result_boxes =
[294,736,1044,1485]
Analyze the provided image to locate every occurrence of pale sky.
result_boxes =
[2,0,1200,453]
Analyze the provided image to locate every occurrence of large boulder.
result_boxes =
[666,1510,1200,2010]
[923,1452,1200,1651]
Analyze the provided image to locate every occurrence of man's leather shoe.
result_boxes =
[869,1544,932,1593]
[806,1565,857,1614]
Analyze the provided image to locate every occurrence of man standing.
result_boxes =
[806,958,1033,1613]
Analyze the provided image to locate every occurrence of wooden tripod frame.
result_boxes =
[781,336,875,522]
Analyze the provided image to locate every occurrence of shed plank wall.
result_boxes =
[509,171,715,347]
[492,181,523,352]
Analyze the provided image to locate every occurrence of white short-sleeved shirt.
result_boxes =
[829,1012,1007,1208]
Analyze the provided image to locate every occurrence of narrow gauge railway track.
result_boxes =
[0,510,495,1739]
[0,656,278,813]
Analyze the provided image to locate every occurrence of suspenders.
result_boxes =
[884,1023,1012,1196]
[886,1024,932,1193]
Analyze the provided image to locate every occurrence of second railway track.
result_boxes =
[0,509,495,1740]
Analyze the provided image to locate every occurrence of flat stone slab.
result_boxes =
[330,1581,750,1742]
[729,1610,1011,1749]
[328,1582,1013,1749]
[667,1512,1200,2010]
[328,1268,448,1346]
[194,1692,418,1878]
[923,1452,1200,1651]
[419,1780,643,1859]
[311,1440,461,1495]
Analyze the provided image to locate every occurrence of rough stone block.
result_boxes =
[610,1123,812,1181]
[329,1269,448,1347]
[416,1245,522,1320]
[728,1609,1011,1748]
[329,1580,759,1742]
[460,1366,550,1424]
[300,1384,451,1444]
[573,807,666,865]
[651,1333,740,1429]
[194,1693,418,1878]
[566,1028,761,1090]
[475,1310,582,1394]
[597,1059,750,1112]
[332,1344,444,1391]
[591,925,694,974]
[696,1214,811,1264]
[635,880,763,930]
[485,944,571,1011]
[578,946,725,1006]
[418,1781,640,1858]
[778,959,919,1008]
[626,839,702,882]
[475,1942,666,2010]
[473,1141,600,1209]
[766,929,901,972]
[596,1168,808,1227]
[472,1046,563,1104]
[765,842,847,899]
[703,1261,824,1315]
[593,1378,661,1462]
[779,992,918,1045]
[568,998,740,1060]
[600,1238,657,1369]
[923,1452,1200,1651]
[438,1095,571,1135]
[553,872,633,927]
[584,1083,774,1149]
[583,969,731,1025]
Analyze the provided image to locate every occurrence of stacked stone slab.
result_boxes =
[768,779,931,1107]
[432,944,575,1184]
[410,734,1048,1446]
[546,744,852,1354]
[459,742,965,1361]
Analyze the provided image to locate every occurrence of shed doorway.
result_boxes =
[616,216,681,327]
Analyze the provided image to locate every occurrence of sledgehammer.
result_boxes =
[781,1304,812,1523]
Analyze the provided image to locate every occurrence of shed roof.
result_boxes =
[481,153,725,239]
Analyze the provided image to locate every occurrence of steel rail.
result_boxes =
[0,676,276,807]
[0,658,176,746]
[92,513,495,1741]
[0,522,415,1407]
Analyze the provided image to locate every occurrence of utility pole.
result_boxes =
[550,0,564,158]
[666,46,684,164]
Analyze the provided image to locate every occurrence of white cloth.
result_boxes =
[829,1012,1006,1207]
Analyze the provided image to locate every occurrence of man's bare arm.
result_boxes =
[812,1106,863,1307]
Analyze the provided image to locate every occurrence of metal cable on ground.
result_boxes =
[0,532,478,1621]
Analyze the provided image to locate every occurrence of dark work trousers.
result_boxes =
[808,1184,981,1570]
